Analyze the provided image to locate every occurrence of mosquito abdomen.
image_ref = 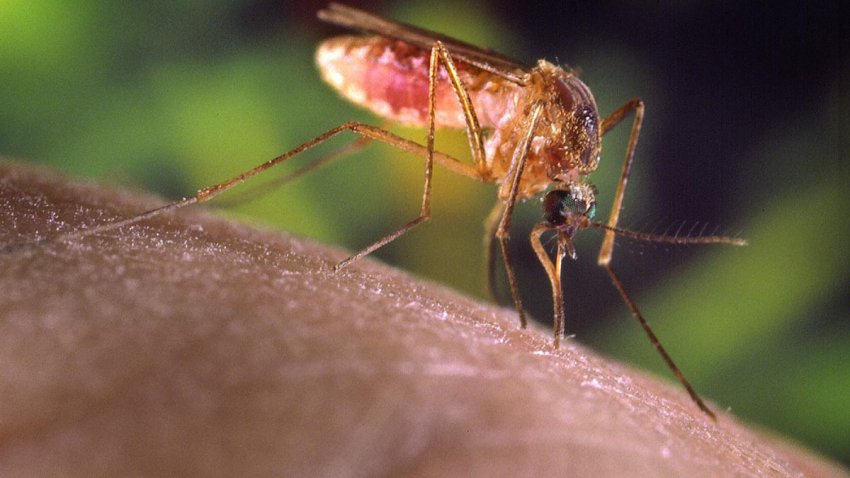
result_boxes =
[317,36,518,130]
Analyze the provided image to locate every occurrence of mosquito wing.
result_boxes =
[318,3,529,84]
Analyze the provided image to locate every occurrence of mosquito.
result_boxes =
[8,3,745,419]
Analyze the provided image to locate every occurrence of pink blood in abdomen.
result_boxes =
[317,36,513,129]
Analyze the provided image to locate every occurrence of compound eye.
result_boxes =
[543,186,597,226]
[543,189,570,226]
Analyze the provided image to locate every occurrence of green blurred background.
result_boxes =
[1,0,847,465]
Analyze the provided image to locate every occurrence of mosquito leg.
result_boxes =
[3,122,481,254]
[597,98,644,266]
[494,100,545,329]
[430,41,490,179]
[336,40,501,269]
[603,263,717,420]
[336,43,444,269]
[434,38,500,298]
[214,136,373,209]
[483,201,504,302]
[530,224,570,347]
[593,99,716,418]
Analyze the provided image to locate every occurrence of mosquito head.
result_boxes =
[543,183,597,237]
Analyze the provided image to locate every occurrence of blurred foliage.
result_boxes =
[1,0,846,466]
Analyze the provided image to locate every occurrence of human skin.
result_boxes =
[0,160,847,477]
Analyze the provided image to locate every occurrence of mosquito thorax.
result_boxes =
[542,183,597,235]
[535,61,602,181]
